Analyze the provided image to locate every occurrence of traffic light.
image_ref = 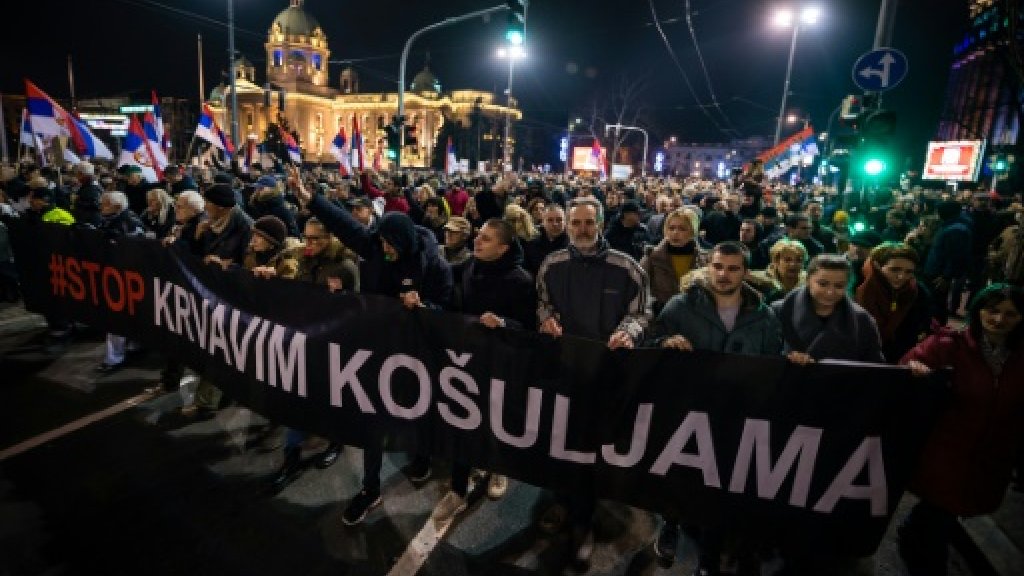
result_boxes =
[855,108,896,178]
[384,124,400,160]
[993,152,1010,172]
[506,0,527,45]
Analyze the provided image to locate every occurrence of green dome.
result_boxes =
[271,2,321,37]
[410,66,441,94]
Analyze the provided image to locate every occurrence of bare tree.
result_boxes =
[582,71,652,169]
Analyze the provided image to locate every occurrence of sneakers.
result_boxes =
[571,526,595,568]
[315,443,342,469]
[404,459,432,482]
[271,448,302,494]
[342,490,383,525]
[431,490,468,526]
[654,522,679,563]
[486,473,508,499]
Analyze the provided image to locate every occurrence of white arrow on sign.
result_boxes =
[858,52,896,88]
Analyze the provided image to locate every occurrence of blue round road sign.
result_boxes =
[852,48,908,92]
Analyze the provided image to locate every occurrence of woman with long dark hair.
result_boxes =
[899,283,1024,576]
[855,242,934,362]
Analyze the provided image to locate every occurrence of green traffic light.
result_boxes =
[386,150,397,160]
[852,221,867,233]
[995,160,1008,171]
[863,158,886,176]
[506,29,524,45]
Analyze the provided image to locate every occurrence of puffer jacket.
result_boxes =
[647,267,782,355]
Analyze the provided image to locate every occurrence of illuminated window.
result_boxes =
[312,54,322,70]
[273,50,283,67]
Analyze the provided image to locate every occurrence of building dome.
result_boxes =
[410,65,441,94]
[271,0,321,37]
[209,83,225,102]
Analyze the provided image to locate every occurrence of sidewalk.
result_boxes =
[0,301,45,338]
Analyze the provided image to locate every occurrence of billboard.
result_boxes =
[572,146,606,171]
[921,140,986,182]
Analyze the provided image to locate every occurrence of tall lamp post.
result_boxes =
[564,116,582,175]
[772,6,821,146]
[496,45,526,171]
[227,0,240,152]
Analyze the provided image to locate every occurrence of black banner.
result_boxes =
[11,222,944,555]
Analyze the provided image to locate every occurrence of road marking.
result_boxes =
[386,477,480,576]
[0,389,159,462]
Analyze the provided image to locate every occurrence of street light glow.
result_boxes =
[773,9,794,27]
[800,6,821,24]
[496,45,527,59]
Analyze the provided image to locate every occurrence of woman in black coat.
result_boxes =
[772,253,885,364]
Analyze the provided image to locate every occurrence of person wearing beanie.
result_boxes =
[179,183,253,419]
[924,200,973,323]
[604,198,650,261]
[245,215,299,281]
[25,181,75,346]
[247,174,299,238]
[72,161,103,226]
[289,164,451,526]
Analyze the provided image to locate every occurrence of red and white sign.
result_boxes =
[571,146,606,171]
[921,140,986,182]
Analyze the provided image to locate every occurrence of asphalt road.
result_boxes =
[0,303,979,576]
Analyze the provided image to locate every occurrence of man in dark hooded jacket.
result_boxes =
[291,166,452,526]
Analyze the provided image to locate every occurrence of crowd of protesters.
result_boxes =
[1,154,1023,576]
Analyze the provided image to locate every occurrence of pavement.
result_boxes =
[0,299,1020,576]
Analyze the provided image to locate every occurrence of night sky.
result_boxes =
[5,0,966,167]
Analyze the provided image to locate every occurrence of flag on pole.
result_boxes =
[372,140,382,171]
[150,90,168,153]
[445,136,457,175]
[329,126,352,176]
[119,115,162,182]
[142,112,169,177]
[25,80,113,160]
[352,117,364,170]
[195,104,234,159]
[239,138,258,173]
[277,125,301,164]
[19,109,44,152]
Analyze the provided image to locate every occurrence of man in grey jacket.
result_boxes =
[535,196,651,569]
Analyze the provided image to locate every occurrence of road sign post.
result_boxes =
[852,48,908,92]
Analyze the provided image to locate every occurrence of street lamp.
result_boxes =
[565,116,582,175]
[786,114,810,130]
[496,45,526,171]
[772,5,821,146]
[227,0,240,152]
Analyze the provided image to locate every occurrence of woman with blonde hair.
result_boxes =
[503,203,539,243]
[141,187,176,239]
[640,207,709,313]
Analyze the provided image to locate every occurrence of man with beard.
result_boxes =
[646,241,782,574]
[523,204,568,275]
[536,196,651,569]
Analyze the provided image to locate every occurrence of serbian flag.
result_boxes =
[151,90,168,152]
[142,112,169,175]
[119,115,161,182]
[372,140,383,171]
[25,80,113,160]
[277,125,301,164]
[591,138,606,180]
[445,136,457,175]
[352,116,364,170]
[195,103,234,159]
[329,126,352,176]
[19,109,45,152]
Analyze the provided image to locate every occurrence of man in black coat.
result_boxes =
[71,161,103,227]
[246,174,299,238]
[291,166,453,526]
[523,204,568,274]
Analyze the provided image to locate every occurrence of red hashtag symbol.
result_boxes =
[48,254,66,296]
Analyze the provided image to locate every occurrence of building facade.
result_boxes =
[936,0,1022,149]
[206,0,520,168]
[662,136,769,178]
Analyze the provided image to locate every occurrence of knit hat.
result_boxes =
[255,175,279,189]
[850,229,882,249]
[252,215,287,247]
[123,165,143,176]
[213,171,234,185]
[620,199,641,214]
[75,161,95,176]
[204,183,236,208]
